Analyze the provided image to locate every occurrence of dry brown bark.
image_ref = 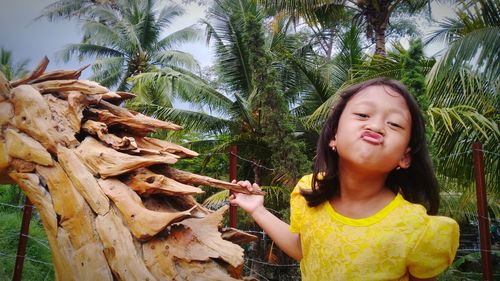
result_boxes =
[0,58,260,280]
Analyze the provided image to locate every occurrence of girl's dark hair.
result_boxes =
[302,77,440,215]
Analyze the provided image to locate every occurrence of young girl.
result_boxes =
[230,78,459,280]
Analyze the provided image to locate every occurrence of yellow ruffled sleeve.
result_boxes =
[289,174,312,234]
[407,216,460,278]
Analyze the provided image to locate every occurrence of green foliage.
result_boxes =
[0,185,53,281]
[244,4,308,184]
[426,0,500,82]
[127,69,234,134]
[0,48,29,80]
[438,251,500,280]
[425,0,500,218]
[44,0,202,91]
[298,22,366,131]
[400,38,430,112]
[0,184,24,208]
[260,0,431,55]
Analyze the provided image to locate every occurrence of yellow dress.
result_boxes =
[290,174,460,281]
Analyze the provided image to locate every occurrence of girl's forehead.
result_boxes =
[348,85,408,106]
[346,85,412,119]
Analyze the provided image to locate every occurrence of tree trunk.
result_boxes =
[374,26,387,56]
[0,57,261,281]
[362,1,390,56]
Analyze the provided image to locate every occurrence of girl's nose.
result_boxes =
[366,119,385,135]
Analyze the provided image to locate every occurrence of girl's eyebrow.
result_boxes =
[352,100,411,122]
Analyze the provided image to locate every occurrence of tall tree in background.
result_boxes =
[41,0,201,91]
[208,0,309,185]
[39,0,117,21]
[299,23,366,129]
[400,39,429,112]
[129,0,310,187]
[424,0,500,219]
[260,0,429,55]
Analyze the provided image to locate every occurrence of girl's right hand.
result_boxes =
[228,180,265,216]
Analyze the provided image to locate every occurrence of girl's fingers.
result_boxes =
[236,180,253,190]
[235,180,262,192]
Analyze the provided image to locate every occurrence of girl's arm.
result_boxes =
[229,180,302,261]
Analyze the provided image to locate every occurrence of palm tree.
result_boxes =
[42,0,202,91]
[131,0,310,187]
[292,22,367,131]
[39,0,117,21]
[260,0,430,55]
[0,48,29,80]
[424,0,500,219]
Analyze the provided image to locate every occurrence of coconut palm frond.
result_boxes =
[428,26,500,83]
[427,0,500,83]
[157,25,202,50]
[203,189,230,209]
[428,105,499,141]
[57,43,124,62]
[155,50,200,72]
[90,56,125,88]
[0,48,30,80]
[131,70,233,114]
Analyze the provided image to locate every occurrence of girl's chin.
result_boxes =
[340,155,396,173]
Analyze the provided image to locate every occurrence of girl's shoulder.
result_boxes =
[396,197,459,238]
[290,174,313,211]
[292,173,315,193]
[289,174,314,233]
[403,202,460,277]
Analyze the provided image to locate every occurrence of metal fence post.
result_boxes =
[12,197,32,281]
[472,142,493,281]
[229,145,237,228]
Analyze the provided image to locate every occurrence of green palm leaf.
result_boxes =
[428,105,499,141]
[156,25,202,50]
[131,69,233,114]
[58,43,123,62]
[425,2,500,202]
[202,189,230,208]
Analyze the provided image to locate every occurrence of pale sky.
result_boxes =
[0,0,456,78]
[0,0,211,78]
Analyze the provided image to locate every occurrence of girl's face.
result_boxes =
[330,85,412,174]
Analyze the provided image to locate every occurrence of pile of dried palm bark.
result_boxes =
[0,57,263,281]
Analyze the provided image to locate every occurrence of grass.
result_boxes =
[0,185,54,281]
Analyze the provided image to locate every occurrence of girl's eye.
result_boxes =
[388,122,402,128]
[355,113,369,118]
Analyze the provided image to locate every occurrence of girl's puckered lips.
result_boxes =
[361,130,384,145]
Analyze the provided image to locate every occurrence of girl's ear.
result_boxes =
[398,147,412,169]
[328,139,337,151]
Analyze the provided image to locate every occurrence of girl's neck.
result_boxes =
[331,164,396,219]
[336,163,393,202]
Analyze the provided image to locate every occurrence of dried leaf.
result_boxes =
[75,137,176,178]
[5,128,53,166]
[99,178,194,240]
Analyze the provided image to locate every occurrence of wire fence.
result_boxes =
[0,147,498,280]
[0,198,54,281]
[202,148,499,171]
[2,197,499,281]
